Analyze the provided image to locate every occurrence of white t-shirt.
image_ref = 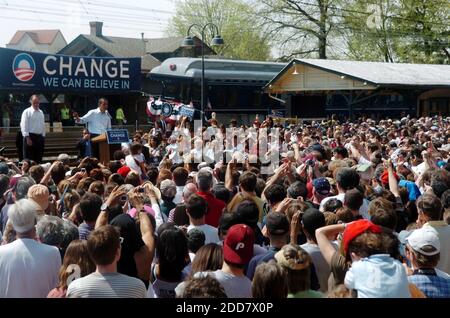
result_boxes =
[0,238,61,298]
[173,186,184,205]
[411,162,426,176]
[166,144,182,164]
[344,254,410,298]
[187,224,220,244]
[125,154,144,176]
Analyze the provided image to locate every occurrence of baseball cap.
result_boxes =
[380,169,399,186]
[27,184,50,211]
[342,220,382,257]
[117,166,131,178]
[223,224,255,265]
[266,212,290,235]
[8,199,39,233]
[406,227,440,256]
[312,177,330,195]
[275,244,311,271]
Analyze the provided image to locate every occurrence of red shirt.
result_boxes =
[197,191,225,228]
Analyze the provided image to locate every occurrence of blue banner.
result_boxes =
[0,47,141,92]
[106,129,130,144]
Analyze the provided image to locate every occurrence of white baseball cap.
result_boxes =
[406,227,440,256]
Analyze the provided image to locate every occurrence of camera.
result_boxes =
[306,159,315,167]
[120,195,127,201]
[81,168,86,173]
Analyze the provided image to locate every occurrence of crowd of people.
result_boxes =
[0,110,449,298]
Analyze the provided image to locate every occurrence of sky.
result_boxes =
[0,0,177,47]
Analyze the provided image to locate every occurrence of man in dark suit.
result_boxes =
[76,129,93,159]
[156,115,167,134]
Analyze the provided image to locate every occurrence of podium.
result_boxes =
[91,130,130,166]
[91,133,110,166]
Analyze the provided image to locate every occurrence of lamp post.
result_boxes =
[181,23,224,128]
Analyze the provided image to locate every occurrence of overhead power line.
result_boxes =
[0,4,170,28]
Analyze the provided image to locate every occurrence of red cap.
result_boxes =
[380,170,399,186]
[223,224,255,265]
[117,166,131,178]
[342,220,382,257]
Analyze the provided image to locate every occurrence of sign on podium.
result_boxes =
[92,130,129,166]
[106,129,130,144]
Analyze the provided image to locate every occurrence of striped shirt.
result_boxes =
[78,222,94,240]
[66,272,147,298]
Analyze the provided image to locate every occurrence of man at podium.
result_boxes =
[74,98,112,159]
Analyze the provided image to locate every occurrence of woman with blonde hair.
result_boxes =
[47,240,95,298]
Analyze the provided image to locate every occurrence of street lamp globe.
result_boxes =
[211,35,224,46]
[181,36,195,47]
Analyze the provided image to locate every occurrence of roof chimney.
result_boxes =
[89,21,103,37]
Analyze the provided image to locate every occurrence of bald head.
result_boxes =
[30,95,40,109]
[183,182,198,201]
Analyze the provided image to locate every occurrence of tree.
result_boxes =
[343,0,400,62]
[167,0,271,61]
[342,0,449,63]
[395,0,450,63]
[256,0,344,60]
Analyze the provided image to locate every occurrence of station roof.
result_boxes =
[266,58,450,92]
